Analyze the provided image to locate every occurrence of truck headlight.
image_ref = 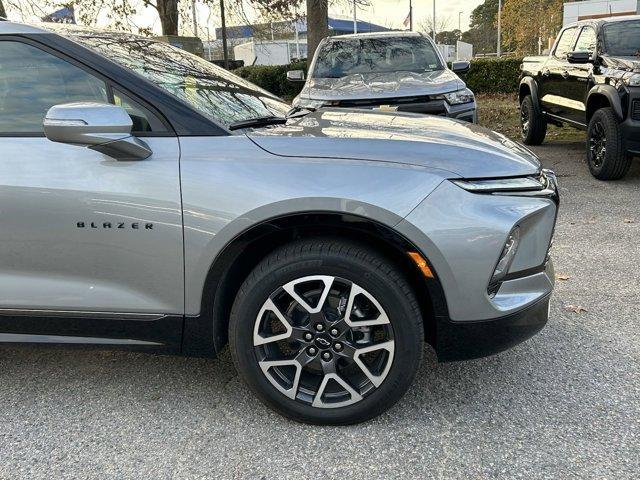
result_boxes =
[624,73,640,87]
[443,88,475,105]
[489,226,521,294]
[296,98,328,110]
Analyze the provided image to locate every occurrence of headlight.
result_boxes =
[443,88,475,105]
[452,176,544,192]
[296,98,327,110]
[489,226,521,293]
[624,73,640,87]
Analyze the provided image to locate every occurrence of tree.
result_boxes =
[0,0,6,18]
[436,30,462,45]
[461,0,498,54]
[306,0,327,59]
[417,14,451,39]
[502,0,563,54]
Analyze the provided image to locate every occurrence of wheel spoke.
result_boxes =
[258,359,302,400]
[344,283,390,327]
[282,275,335,314]
[253,298,293,346]
[312,372,362,408]
[352,341,395,388]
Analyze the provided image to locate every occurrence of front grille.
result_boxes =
[336,96,447,115]
[632,100,640,121]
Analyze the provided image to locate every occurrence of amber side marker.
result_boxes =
[408,252,434,278]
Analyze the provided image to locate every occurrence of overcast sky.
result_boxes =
[332,0,485,32]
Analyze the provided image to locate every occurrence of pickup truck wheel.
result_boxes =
[520,95,547,145]
[587,108,632,180]
[228,239,424,425]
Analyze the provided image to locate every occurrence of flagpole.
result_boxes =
[409,0,413,31]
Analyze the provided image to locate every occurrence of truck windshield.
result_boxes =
[313,36,444,78]
[51,26,290,127]
[603,20,640,56]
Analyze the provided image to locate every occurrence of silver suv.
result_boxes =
[0,21,557,425]
[289,32,477,122]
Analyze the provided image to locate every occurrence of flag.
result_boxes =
[403,12,411,28]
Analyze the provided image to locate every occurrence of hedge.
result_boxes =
[233,57,524,99]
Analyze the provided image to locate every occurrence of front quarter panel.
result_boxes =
[179,136,448,315]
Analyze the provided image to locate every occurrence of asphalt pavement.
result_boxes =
[1,141,638,479]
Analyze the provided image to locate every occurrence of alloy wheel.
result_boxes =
[589,121,607,168]
[253,275,395,409]
[521,103,530,137]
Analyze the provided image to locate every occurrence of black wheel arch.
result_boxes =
[181,213,450,357]
[519,77,541,113]
[587,84,625,122]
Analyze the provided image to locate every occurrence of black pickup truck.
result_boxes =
[519,16,640,180]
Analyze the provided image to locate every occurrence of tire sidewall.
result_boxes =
[520,96,534,143]
[230,251,423,425]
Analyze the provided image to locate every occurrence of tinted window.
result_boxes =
[574,27,597,54]
[554,28,577,59]
[53,28,290,127]
[603,20,640,56]
[0,41,108,133]
[313,37,444,78]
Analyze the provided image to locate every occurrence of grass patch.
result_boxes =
[477,93,583,142]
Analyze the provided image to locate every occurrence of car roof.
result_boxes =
[0,19,50,34]
[328,30,424,41]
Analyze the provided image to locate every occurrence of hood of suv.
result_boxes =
[601,55,640,73]
[248,109,541,178]
[302,70,464,102]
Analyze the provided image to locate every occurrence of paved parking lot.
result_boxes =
[1,141,638,479]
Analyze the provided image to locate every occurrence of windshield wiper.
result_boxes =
[228,115,288,131]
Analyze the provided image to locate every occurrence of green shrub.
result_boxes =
[233,60,308,100]
[457,58,523,95]
[233,57,523,99]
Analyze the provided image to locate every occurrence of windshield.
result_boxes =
[603,20,640,56]
[52,27,289,127]
[313,36,444,78]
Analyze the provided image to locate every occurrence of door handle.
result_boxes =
[561,70,570,79]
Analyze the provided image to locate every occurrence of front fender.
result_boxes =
[520,76,542,113]
[587,84,624,121]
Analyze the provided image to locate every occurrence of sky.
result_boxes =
[331,0,484,32]
[7,0,485,37]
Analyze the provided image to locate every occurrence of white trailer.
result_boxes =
[233,40,308,66]
[563,0,640,26]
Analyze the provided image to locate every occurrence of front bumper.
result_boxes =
[435,291,551,362]
[622,91,640,156]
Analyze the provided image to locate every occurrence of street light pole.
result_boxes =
[432,0,436,41]
[497,0,502,57]
[353,0,357,34]
[192,0,198,37]
[220,0,229,69]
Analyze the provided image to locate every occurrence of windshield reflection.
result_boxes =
[48,25,290,126]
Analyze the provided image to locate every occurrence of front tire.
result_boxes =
[587,107,632,180]
[229,239,424,425]
[520,95,547,145]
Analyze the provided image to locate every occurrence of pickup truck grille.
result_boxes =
[632,100,640,121]
[335,96,447,115]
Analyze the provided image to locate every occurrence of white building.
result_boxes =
[233,40,308,66]
[564,0,640,25]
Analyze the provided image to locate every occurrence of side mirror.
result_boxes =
[286,70,306,82]
[451,61,470,74]
[567,51,593,64]
[43,103,152,161]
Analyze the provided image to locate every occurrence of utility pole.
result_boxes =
[353,0,358,34]
[192,0,198,37]
[432,0,436,40]
[220,0,229,69]
[497,0,502,57]
[458,11,462,38]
